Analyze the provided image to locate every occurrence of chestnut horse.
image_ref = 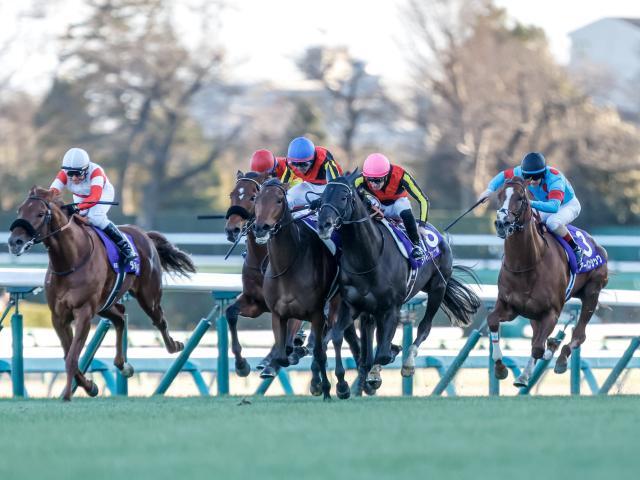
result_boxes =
[223,170,306,376]
[490,177,608,387]
[8,187,195,400]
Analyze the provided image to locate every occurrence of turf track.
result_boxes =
[1,395,638,480]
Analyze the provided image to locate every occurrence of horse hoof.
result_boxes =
[120,363,134,378]
[336,382,351,400]
[288,353,300,366]
[276,357,290,368]
[366,377,382,390]
[390,344,402,362]
[88,382,99,397]
[310,381,322,397]
[323,393,332,402]
[256,362,266,371]
[259,366,276,379]
[543,349,553,361]
[554,359,568,374]
[294,345,309,358]
[235,359,251,377]
[513,375,528,388]
[363,383,377,396]
[494,362,508,380]
[401,365,415,378]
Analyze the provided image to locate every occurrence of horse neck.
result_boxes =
[341,201,382,271]
[267,208,300,271]
[43,213,87,273]
[504,215,545,271]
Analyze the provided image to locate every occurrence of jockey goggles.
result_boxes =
[523,171,544,181]
[365,176,386,185]
[289,159,314,170]
[63,167,88,178]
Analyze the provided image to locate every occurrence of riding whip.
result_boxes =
[443,198,487,232]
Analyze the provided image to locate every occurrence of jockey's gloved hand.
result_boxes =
[64,204,79,216]
[309,198,322,210]
[410,245,426,262]
[478,189,492,203]
[417,220,426,228]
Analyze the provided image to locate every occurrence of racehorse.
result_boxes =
[490,176,608,387]
[253,178,349,400]
[224,170,307,376]
[317,172,481,392]
[8,187,195,400]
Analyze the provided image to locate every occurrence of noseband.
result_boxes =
[497,183,530,238]
[225,177,262,221]
[9,196,68,247]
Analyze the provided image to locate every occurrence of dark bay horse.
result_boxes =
[253,178,347,400]
[318,172,481,392]
[490,177,608,387]
[223,170,306,376]
[8,187,195,400]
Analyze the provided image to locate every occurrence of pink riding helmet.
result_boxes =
[363,153,391,178]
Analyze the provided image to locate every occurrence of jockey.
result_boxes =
[479,152,584,264]
[49,147,137,264]
[355,153,429,262]
[249,149,287,178]
[280,137,343,208]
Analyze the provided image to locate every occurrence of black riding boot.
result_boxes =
[400,209,425,261]
[103,222,137,264]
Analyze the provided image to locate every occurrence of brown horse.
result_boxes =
[489,177,608,387]
[253,179,345,400]
[8,187,195,400]
[224,170,307,376]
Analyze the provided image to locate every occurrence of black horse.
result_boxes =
[318,171,481,392]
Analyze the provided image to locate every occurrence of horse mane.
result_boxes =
[244,171,263,180]
[262,177,284,188]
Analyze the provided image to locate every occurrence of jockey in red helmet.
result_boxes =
[249,149,287,178]
[355,153,429,262]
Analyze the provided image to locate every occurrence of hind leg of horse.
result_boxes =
[487,300,518,380]
[556,290,600,374]
[402,284,446,377]
[227,295,265,377]
[135,294,184,354]
[287,318,307,365]
[101,304,134,378]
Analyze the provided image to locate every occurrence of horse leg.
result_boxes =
[62,307,94,401]
[402,283,446,377]
[261,313,289,379]
[311,311,331,401]
[287,318,306,365]
[368,309,400,390]
[515,313,557,388]
[101,304,134,378]
[136,296,184,354]
[331,325,350,400]
[556,288,600,374]
[227,295,265,377]
[487,299,517,380]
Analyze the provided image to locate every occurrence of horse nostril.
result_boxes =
[233,227,240,234]
[15,238,23,246]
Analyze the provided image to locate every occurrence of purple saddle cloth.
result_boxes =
[551,225,606,274]
[385,220,443,270]
[92,227,141,275]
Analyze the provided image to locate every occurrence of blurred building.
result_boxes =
[569,18,640,116]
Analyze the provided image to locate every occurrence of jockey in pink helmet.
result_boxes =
[355,153,430,261]
[49,147,137,264]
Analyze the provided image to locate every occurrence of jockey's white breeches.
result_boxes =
[286,182,326,209]
[539,197,581,237]
[379,197,412,220]
[74,182,115,229]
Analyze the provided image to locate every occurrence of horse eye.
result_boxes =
[38,212,45,217]
[277,199,282,204]
[250,195,256,201]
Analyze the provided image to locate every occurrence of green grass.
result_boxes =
[0,396,638,480]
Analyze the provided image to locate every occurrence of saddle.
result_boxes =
[378,218,443,269]
[92,226,140,276]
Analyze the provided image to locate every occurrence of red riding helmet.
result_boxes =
[250,149,277,173]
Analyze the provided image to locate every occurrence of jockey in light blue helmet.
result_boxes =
[479,152,584,264]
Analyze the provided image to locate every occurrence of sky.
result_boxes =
[2,0,640,92]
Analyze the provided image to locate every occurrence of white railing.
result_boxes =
[1,268,639,307]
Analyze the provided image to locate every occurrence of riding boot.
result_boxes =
[562,232,584,266]
[102,222,137,264]
[400,209,425,261]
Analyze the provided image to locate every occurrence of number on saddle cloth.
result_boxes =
[551,225,606,275]
[92,227,141,275]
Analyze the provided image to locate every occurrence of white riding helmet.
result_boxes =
[61,148,90,171]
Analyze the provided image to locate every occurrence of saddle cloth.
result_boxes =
[92,226,141,276]
[379,219,443,269]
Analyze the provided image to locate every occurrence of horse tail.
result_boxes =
[147,231,196,277]
[440,265,482,327]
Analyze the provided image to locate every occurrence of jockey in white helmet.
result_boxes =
[49,147,137,264]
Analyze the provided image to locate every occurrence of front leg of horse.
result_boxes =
[261,313,289,379]
[516,313,557,388]
[356,317,376,396]
[487,309,508,381]
[62,310,94,401]
[311,312,331,401]
[331,328,350,399]
[227,296,264,377]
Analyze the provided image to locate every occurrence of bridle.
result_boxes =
[496,182,530,238]
[319,181,384,275]
[9,196,94,276]
[225,176,262,222]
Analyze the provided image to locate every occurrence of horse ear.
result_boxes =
[29,185,38,195]
[237,170,244,179]
[347,168,360,185]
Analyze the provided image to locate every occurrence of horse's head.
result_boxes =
[8,186,66,256]
[494,176,533,239]
[253,178,289,245]
[317,169,362,240]
[225,170,268,242]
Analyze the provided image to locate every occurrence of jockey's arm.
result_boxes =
[49,171,68,196]
[77,170,106,210]
[531,177,564,214]
[401,172,429,223]
[323,150,342,178]
[487,170,508,192]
